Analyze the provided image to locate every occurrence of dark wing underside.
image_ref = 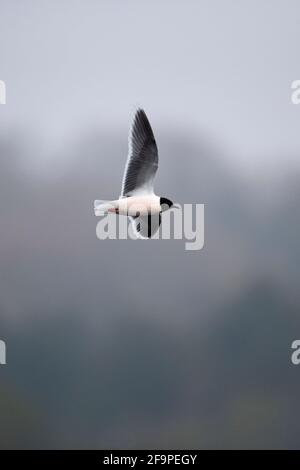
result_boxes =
[130,213,161,239]
[121,109,158,197]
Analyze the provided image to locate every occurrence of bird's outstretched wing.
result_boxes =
[130,213,161,239]
[121,109,158,197]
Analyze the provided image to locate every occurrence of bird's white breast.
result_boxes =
[118,195,160,216]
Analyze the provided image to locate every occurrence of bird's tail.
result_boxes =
[94,200,116,216]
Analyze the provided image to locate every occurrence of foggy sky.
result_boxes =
[1,0,300,170]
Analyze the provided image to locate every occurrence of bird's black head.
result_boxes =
[160,197,173,212]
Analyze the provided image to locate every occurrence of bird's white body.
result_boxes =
[95,195,160,216]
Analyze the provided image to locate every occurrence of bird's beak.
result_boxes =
[172,204,181,210]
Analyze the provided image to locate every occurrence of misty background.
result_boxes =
[0,0,300,449]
